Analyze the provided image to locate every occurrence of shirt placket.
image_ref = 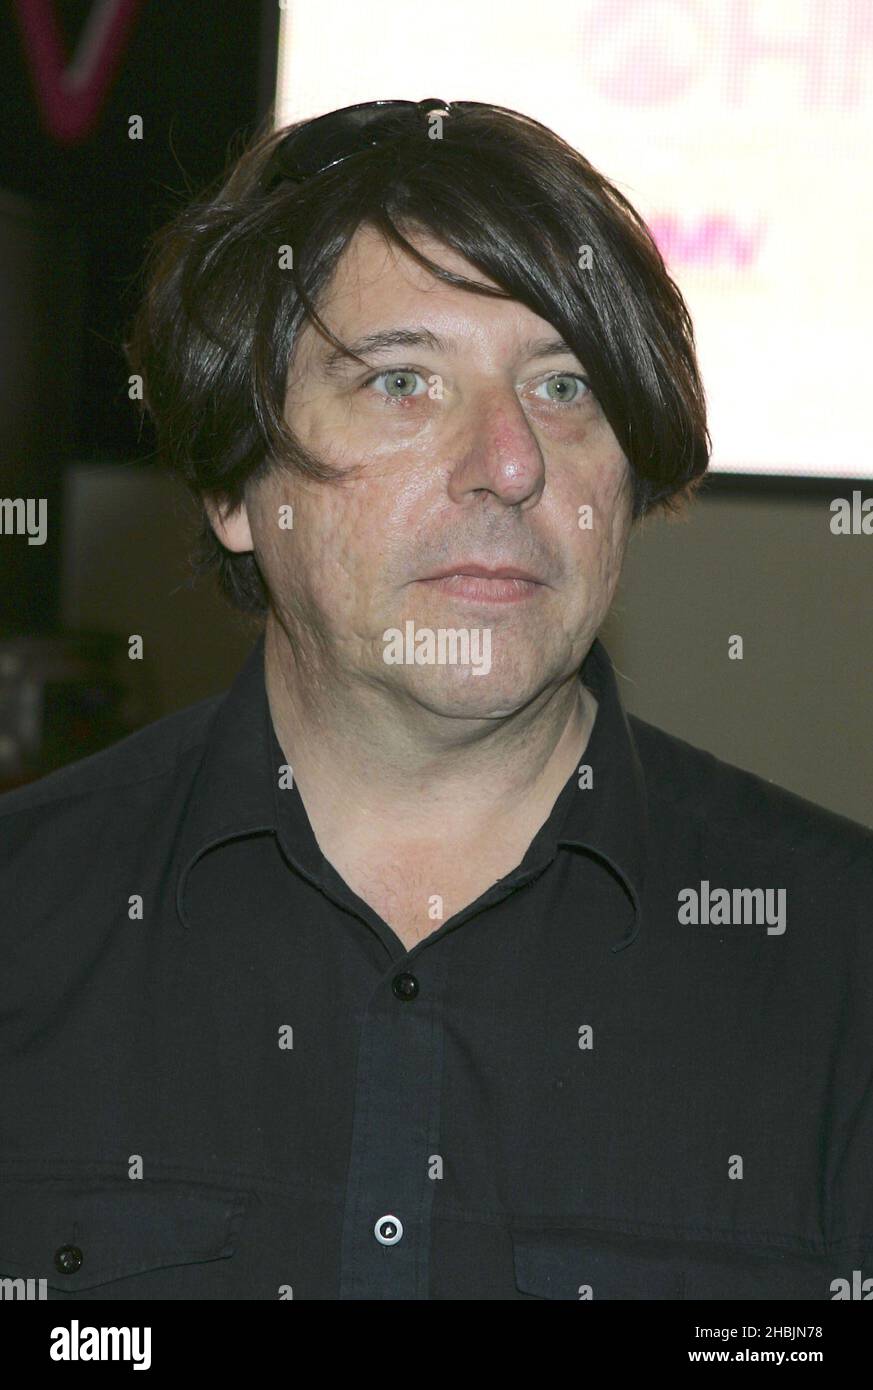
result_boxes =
[338,950,448,1299]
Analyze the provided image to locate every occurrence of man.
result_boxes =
[1,100,871,1301]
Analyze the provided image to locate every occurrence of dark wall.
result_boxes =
[0,0,279,634]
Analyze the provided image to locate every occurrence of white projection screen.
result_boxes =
[274,0,872,482]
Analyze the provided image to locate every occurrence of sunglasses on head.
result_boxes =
[262,98,555,193]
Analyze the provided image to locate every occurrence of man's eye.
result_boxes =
[361,368,427,399]
[359,368,592,404]
[533,373,591,405]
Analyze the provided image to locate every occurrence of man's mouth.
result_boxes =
[416,563,545,603]
[420,562,543,583]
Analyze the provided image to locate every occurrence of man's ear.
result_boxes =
[204,494,254,553]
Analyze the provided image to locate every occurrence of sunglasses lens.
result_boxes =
[266,100,450,189]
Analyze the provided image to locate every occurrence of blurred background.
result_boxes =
[0,0,870,825]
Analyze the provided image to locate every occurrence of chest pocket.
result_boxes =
[0,1178,247,1296]
[511,1225,867,1300]
[512,1226,682,1299]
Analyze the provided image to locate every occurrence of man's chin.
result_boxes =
[386,661,545,721]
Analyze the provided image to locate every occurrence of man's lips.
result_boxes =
[419,562,543,583]
[415,563,546,604]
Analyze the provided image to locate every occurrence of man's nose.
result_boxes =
[444,390,547,507]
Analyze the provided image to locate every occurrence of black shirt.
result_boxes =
[1,632,871,1301]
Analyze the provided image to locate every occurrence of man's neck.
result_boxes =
[263,615,599,857]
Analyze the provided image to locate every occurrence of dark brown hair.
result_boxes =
[124,102,711,615]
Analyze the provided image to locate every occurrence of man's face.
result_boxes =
[218,223,634,719]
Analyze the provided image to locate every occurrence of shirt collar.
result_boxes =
[175,631,648,949]
[174,633,278,930]
[551,637,649,950]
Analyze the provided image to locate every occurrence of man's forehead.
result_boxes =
[306,223,498,328]
[313,326,579,378]
[290,225,579,380]
[336,221,477,283]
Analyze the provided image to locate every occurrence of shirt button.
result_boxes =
[392,972,419,1001]
[54,1244,83,1274]
[374,1215,403,1245]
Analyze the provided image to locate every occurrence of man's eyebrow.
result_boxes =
[316,328,580,378]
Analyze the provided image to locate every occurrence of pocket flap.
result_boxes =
[512,1225,873,1300]
[0,1179,246,1293]
[512,1226,682,1299]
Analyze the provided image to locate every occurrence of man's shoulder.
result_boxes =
[0,692,224,835]
[628,712,873,867]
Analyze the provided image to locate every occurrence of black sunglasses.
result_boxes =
[262,98,556,193]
